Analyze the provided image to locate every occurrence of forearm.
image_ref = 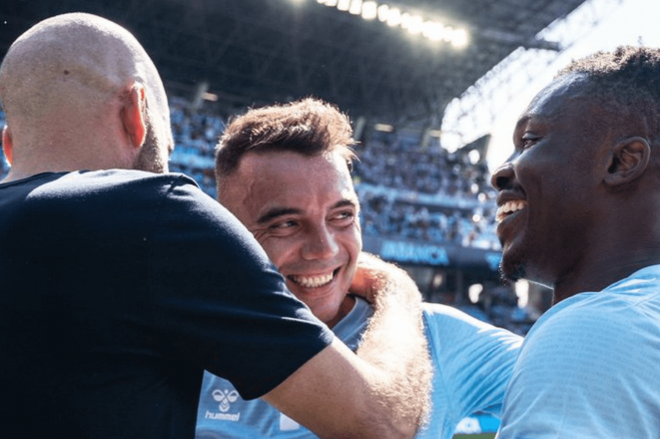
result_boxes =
[354,258,432,437]
[264,339,424,439]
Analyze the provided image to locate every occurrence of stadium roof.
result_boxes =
[1,0,587,122]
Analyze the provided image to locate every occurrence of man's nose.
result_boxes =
[490,162,515,191]
[302,225,339,260]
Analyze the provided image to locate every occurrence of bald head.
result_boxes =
[0,13,173,179]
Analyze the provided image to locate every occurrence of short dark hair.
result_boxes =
[215,97,357,185]
[557,46,660,146]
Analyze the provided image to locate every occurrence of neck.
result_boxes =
[7,139,133,182]
[1,167,52,183]
[549,199,660,304]
[552,253,660,304]
[326,294,356,328]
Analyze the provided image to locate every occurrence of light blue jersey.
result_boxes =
[498,265,660,438]
[196,297,522,439]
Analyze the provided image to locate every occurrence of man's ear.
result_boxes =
[604,136,650,187]
[120,84,147,149]
[2,126,13,165]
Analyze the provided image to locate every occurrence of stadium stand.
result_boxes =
[353,128,500,252]
[166,99,501,251]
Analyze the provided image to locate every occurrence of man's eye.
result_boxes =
[520,135,539,150]
[270,220,297,229]
[333,211,355,223]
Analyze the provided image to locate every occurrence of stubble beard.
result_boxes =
[132,120,167,174]
[498,244,527,285]
[499,260,526,285]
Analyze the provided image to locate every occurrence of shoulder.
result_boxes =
[422,302,490,323]
[420,302,521,377]
[521,290,660,372]
[501,290,660,437]
[40,170,209,214]
[58,169,197,194]
[420,303,521,421]
[421,302,522,346]
[79,170,256,255]
[527,290,656,348]
[8,170,198,209]
[510,289,660,408]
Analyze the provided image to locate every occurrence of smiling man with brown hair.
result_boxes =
[200,97,522,439]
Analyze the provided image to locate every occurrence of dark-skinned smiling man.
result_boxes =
[491,46,660,438]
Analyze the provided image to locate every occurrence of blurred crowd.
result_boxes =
[163,101,501,252]
[353,129,500,251]
[0,101,501,254]
[354,130,492,199]
[167,97,227,200]
[359,190,499,251]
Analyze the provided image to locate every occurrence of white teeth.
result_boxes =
[496,200,528,223]
[290,272,334,288]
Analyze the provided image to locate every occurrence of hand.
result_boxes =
[350,252,421,308]
[349,252,389,303]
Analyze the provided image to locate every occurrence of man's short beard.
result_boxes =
[499,256,526,285]
[132,119,167,174]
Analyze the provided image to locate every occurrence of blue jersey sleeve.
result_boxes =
[419,303,521,438]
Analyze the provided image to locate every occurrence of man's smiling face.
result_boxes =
[491,73,607,289]
[219,150,361,327]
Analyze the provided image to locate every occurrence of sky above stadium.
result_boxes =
[484,0,660,170]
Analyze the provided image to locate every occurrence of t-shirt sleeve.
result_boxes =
[147,177,334,399]
[424,304,522,423]
[498,299,660,438]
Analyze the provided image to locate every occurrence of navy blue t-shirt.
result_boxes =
[0,170,333,439]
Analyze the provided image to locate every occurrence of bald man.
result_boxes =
[0,13,431,439]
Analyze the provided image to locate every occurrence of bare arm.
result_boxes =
[352,252,433,431]
[263,252,432,439]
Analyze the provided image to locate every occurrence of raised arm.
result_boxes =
[263,252,432,438]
